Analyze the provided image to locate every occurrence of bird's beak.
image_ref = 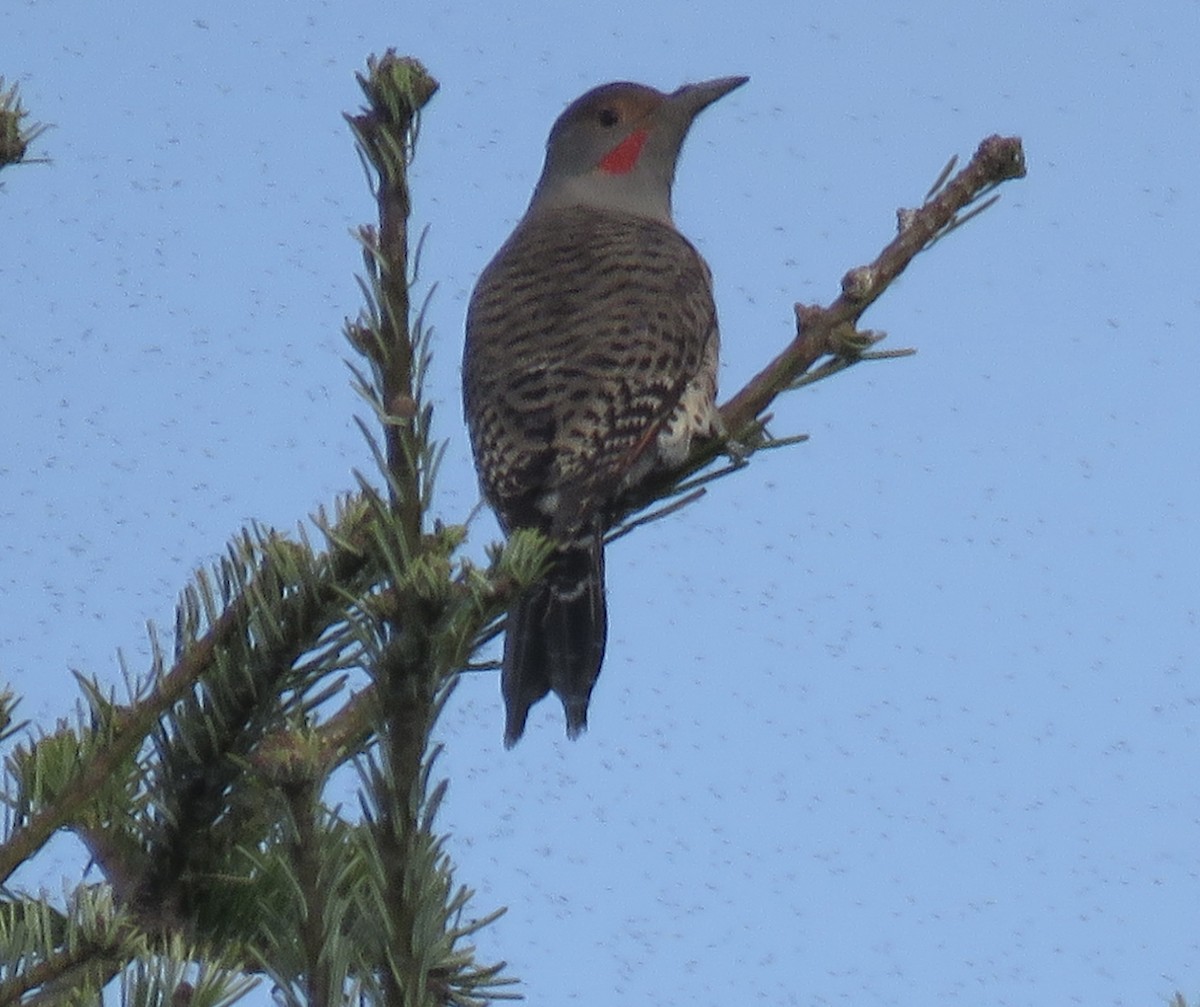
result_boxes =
[668,75,749,119]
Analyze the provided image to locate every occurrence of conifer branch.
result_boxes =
[345,52,439,549]
[337,52,519,1004]
[0,78,48,173]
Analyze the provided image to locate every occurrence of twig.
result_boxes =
[606,488,709,544]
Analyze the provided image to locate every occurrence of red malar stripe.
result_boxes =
[598,129,649,174]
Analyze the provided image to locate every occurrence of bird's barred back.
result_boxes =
[464,204,719,536]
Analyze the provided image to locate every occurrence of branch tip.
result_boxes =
[354,52,439,129]
[976,134,1026,182]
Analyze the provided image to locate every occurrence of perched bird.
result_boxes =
[463,75,746,745]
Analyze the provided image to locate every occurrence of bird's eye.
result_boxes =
[596,107,620,127]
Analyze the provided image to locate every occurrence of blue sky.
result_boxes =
[3,0,1198,1004]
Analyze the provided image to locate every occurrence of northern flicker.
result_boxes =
[463,75,746,745]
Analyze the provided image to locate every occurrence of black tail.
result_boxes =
[502,529,607,746]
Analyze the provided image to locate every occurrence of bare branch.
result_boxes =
[720,134,1026,434]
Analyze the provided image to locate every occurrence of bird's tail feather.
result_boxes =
[502,528,607,746]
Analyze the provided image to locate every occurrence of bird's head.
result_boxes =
[528,75,748,222]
